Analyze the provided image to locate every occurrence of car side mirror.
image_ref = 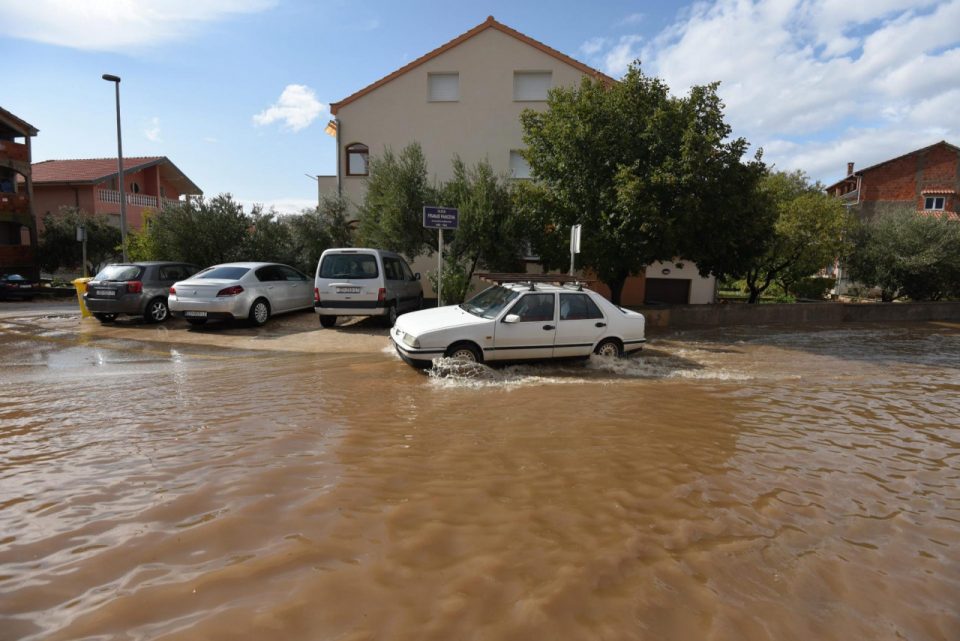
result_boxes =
[503,314,520,324]
[414,272,421,281]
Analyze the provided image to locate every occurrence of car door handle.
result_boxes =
[595,322,606,327]
[543,324,555,330]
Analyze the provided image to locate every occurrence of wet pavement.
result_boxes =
[1,304,958,640]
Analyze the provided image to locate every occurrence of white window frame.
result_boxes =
[428,72,459,102]
[510,150,531,179]
[513,71,552,101]
[924,196,945,210]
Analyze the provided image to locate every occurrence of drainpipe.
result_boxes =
[334,118,342,197]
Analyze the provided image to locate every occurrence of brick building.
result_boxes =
[0,107,39,278]
[825,141,960,220]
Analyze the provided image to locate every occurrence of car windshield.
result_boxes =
[196,266,250,280]
[93,265,143,281]
[319,254,379,279]
[460,286,520,319]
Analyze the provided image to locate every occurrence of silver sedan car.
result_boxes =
[168,262,314,327]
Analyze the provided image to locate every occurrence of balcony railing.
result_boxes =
[0,192,30,216]
[0,140,29,164]
[98,189,159,208]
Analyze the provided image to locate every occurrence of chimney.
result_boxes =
[847,162,854,176]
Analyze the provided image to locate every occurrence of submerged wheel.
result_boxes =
[93,313,117,323]
[186,317,207,326]
[144,297,169,323]
[249,298,270,327]
[319,315,336,328]
[445,342,482,363]
[594,338,623,358]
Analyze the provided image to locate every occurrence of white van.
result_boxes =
[314,248,423,327]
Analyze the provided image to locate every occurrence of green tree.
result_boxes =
[128,194,249,267]
[742,171,853,303]
[39,207,121,274]
[243,205,294,266]
[520,63,769,304]
[358,144,436,257]
[845,210,960,301]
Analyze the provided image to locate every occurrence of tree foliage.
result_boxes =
[520,63,769,304]
[129,193,354,275]
[38,207,121,274]
[357,145,531,303]
[845,210,960,301]
[743,171,853,303]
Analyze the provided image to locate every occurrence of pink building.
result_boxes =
[31,156,202,231]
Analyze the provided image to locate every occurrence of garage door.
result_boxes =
[644,278,691,305]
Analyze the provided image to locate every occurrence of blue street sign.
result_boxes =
[423,206,459,229]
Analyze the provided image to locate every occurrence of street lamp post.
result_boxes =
[102,73,128,261]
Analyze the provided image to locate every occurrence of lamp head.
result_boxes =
[102,74,121,83]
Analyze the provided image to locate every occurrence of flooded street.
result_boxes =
[1,310,958,640]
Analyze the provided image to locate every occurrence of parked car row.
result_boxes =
[82,250,647,369]
[0,273,39,301]
[83,248,425,328]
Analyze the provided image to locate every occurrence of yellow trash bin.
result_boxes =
[72,277,93,318]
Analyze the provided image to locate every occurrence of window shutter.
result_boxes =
[513,72,552,101]
[428,73,459,101]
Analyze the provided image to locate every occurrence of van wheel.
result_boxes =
[386,303,399,327]
[319,315,336,328]
[249,298,271,326]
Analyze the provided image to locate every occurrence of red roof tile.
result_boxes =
[31,157,164,184]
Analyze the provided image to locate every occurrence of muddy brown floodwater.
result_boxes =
[1,310,958,641]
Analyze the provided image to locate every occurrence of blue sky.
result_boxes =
[3,0,959,212]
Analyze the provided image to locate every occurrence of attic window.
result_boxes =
[346,143,369,176]
[924,196,945,210]
[428,73,459,102]
[514,71,551,101]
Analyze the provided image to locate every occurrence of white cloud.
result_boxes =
[580,37,607,57]
[582,0,960,183]
[0,0,276,51]
[619,12,644,26]
[253,85,326,132]
[236,197,317,215]
[203,136,218,144]
[144,117,162,142]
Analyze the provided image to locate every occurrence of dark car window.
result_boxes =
[278,266,307,281]
[319,254,379,279]
[158,265,192,281]
[197,266,249,280]
[384,257,404,281]
[94,265,143,281]
[559,293,604,320]
[508,293,555,322]
[401,260,415,281]
[255,266,284,282]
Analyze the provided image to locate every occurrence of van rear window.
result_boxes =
[319,254,379,279]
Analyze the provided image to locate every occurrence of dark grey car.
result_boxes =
[85,262,199,324]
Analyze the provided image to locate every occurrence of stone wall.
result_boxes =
[641,302,960,329]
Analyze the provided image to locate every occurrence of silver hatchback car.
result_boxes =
[85,262,199,324]
[169,262,314,327]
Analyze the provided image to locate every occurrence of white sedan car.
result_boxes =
[391,282,645,368]
[169,262,314,327]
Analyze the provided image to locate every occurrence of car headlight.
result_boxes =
[402,332,420,349]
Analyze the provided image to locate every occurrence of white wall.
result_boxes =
[645,260,716,305]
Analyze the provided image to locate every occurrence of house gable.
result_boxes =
[330,16,612,115]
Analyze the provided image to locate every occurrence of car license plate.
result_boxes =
[95,289,115,296]
[337,287,361,294]
[184,311,207,318]
[19,284,31,289]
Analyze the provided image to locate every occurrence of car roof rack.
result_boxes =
[477,272,594,291]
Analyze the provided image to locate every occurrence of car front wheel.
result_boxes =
[249,298,271,327]
[445,342,482,363]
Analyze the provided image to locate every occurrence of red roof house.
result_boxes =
[31,156,202,231]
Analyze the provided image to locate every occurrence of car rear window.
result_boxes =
[94,265,143,281]
[319,254,379,279]
[196,266,250,280]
